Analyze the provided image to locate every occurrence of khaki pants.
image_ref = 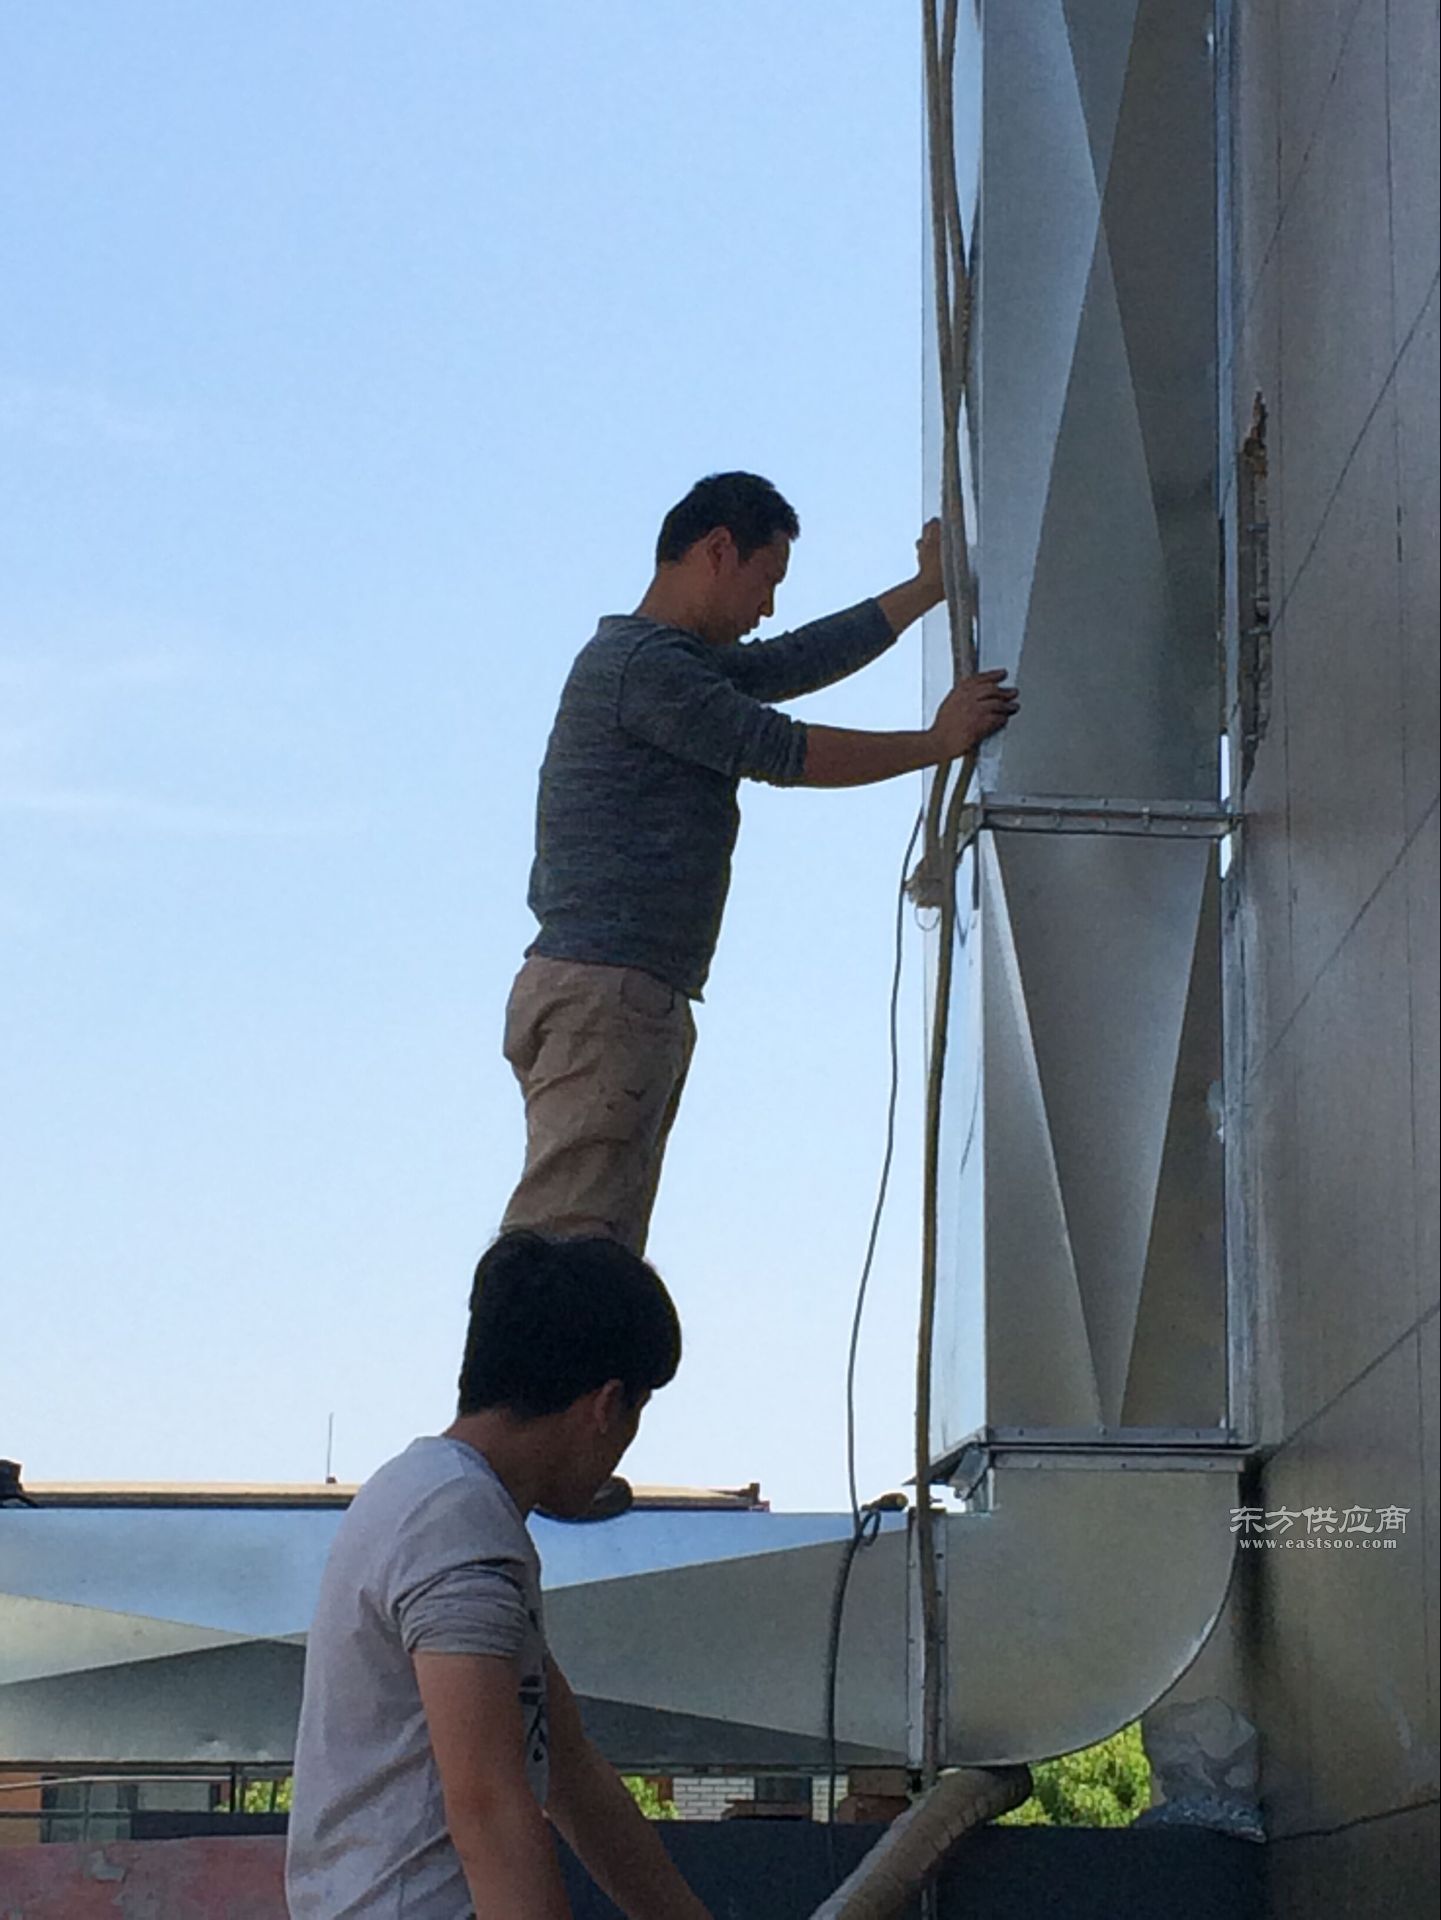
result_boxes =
[500,955,696,1256]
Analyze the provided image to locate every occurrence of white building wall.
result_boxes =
[1225,2,1439,1912]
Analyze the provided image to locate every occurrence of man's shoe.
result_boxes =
[538,1475,634,1524]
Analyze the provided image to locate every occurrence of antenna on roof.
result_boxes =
[324,1414,337,1486]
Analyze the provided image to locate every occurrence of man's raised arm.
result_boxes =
[724,519,948,706]
[873,515,947,638]
[800,668,1018,788]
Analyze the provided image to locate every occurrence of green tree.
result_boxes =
[995,1723,1150,1828]
[622,1776,678,1820]
[217,1777,294,1814]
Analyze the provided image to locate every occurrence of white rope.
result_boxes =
[814,17,1016,1915]
[913,0,979,1816]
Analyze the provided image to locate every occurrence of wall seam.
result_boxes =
[1263,1300,1438,1456]
[1271,271,1439,633]
[1250,795,1438,1077]
[1267,1790,1439,1844]
[1229,0,1369,359]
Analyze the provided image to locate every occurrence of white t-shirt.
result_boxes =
[286,1436,548,1919]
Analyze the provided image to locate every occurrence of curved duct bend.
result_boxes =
[936,1455,1241,1766]
[545,1458,1240,1771]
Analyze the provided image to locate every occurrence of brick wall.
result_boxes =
[0,1836,285,1917]
[670,1774,753,1820]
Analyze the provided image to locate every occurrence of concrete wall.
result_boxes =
[1225,0,1439,1911]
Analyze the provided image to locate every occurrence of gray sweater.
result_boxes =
[526,598,895,997]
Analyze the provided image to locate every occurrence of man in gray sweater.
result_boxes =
[503,471,1017,1258]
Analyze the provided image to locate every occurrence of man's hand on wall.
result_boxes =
[929,670,1019,757]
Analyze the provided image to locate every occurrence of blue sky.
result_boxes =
[1,3,936,1511]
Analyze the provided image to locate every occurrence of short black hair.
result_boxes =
[655,472,800,566]
[458,1233,682,1419]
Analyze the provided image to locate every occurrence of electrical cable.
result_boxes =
[824,4,982,1898]
[915,2,979,1837]
[823,1502,885,1889]
[845,807,924,1529]
[817,7,1039,1909]
[825,808,923,1889]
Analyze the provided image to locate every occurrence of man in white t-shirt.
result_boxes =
[286,1232,709,1920]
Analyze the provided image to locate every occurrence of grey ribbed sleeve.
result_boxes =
[526,599,895,997]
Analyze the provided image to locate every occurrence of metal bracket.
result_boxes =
[939,1425,1254,1501]
[961,793,1236,840]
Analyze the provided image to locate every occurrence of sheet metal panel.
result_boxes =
[0,1506,908,1767]
[923,0,1226,1459]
